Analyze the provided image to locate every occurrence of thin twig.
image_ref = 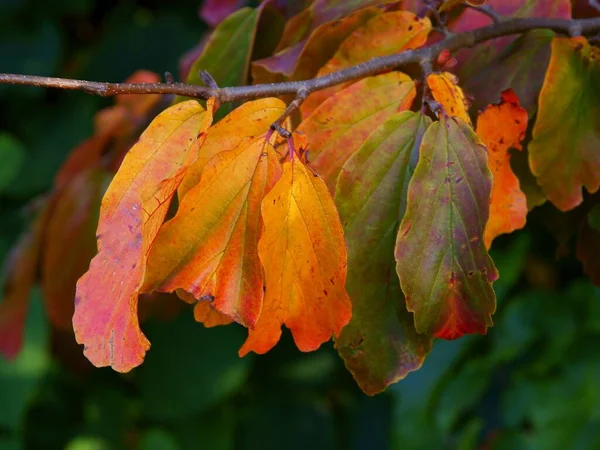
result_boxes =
[590,0,600,13]
[1,17,599,103]
[270,88,308,138]
[465,4,503,23]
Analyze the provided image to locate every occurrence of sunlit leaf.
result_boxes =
[239,155,351,355]
[529,37,600,211]
[334,111,433,395]
[427,72,471,125]
[476,89,528,248]
[301,10,431,116]
[143,134,281,328]
[178,98,286,199]
[395,116,498,339]
[73,100,213,372]
[297,72,416,192]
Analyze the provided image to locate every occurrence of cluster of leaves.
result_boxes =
[2,0,600,401]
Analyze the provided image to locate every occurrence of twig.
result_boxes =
[591,0,600,13]
[465,4,503,23]
[1,17,599,103]
[270,88,308,138]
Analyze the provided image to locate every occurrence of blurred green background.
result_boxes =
[2,1,600,449]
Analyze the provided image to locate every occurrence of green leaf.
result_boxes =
[137,311,253,421]
[334,111,433,395]
[180,7,259,114]
[395,116,498,339]
[529,37,600,211]
[0,287,50,430]
[139,429,180,450]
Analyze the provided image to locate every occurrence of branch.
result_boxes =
[1,16,600,103]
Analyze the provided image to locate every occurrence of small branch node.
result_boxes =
[569,23,583,37]
[164,72,175,84]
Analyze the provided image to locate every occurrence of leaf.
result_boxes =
[143,134,281,328]
[297,72,416,192]
[588,204,600,232]
[180,7,260,112]
[73,100,213,372]
[395,116,498,339]
[239,155,351,356]
[301,10,431,117]
[427,72,472,125]
[0,212,46,358]
[41,169,110,330]
[529,37,600,211]
[460,30,555,115]
[334,111,433,395]
[252,3,385,84]
[178,98,286,199]
[476,89,528,248]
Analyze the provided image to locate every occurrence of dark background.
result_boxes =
[2,1,600,449]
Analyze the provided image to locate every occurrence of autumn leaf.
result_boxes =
[427,72,471,125]
[200,0,247,27]
[239,154,351,356]
[252,4,385,84]
[461,30,555,115]
[73,100,213,372]
[529,37,600,211]
[178,98,286,199]
[301,10,431,116]
[476,89,528,248]
[439,0,487,12]
[297,71,416,192]
[41,169,110,330]
[176,290,234,327]
[143,134,281,328]
[334,111,433,395]
[395,116,498,339]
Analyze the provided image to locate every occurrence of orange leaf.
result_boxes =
[297,72,416,192]
[73,100,213,372]
[427,72,471,125]
[301,10,431,116]
[178,290,234,327]
[239,155,352,356]
[476,89,528,248]
[178,98,286,199]
[143,133,281,328]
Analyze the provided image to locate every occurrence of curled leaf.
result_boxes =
[239,155,351,356]
[73,100,213,372]
[476,89,528,248]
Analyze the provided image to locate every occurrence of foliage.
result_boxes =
[2,0,600,449]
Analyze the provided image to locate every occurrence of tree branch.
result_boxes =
[1,16,599,103]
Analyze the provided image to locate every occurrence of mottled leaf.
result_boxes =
[143,134,281,328]
[73,100,213,372]
[178,98,286,199]
[476,89,528,248]
[334,111,433,395]
[529,37,600,211]
[301,10,431,116]
[427,72,472,125]
[41,169,110,330]
[395,116,498,339]
[297,72,416,192]
[239,155,351,356]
